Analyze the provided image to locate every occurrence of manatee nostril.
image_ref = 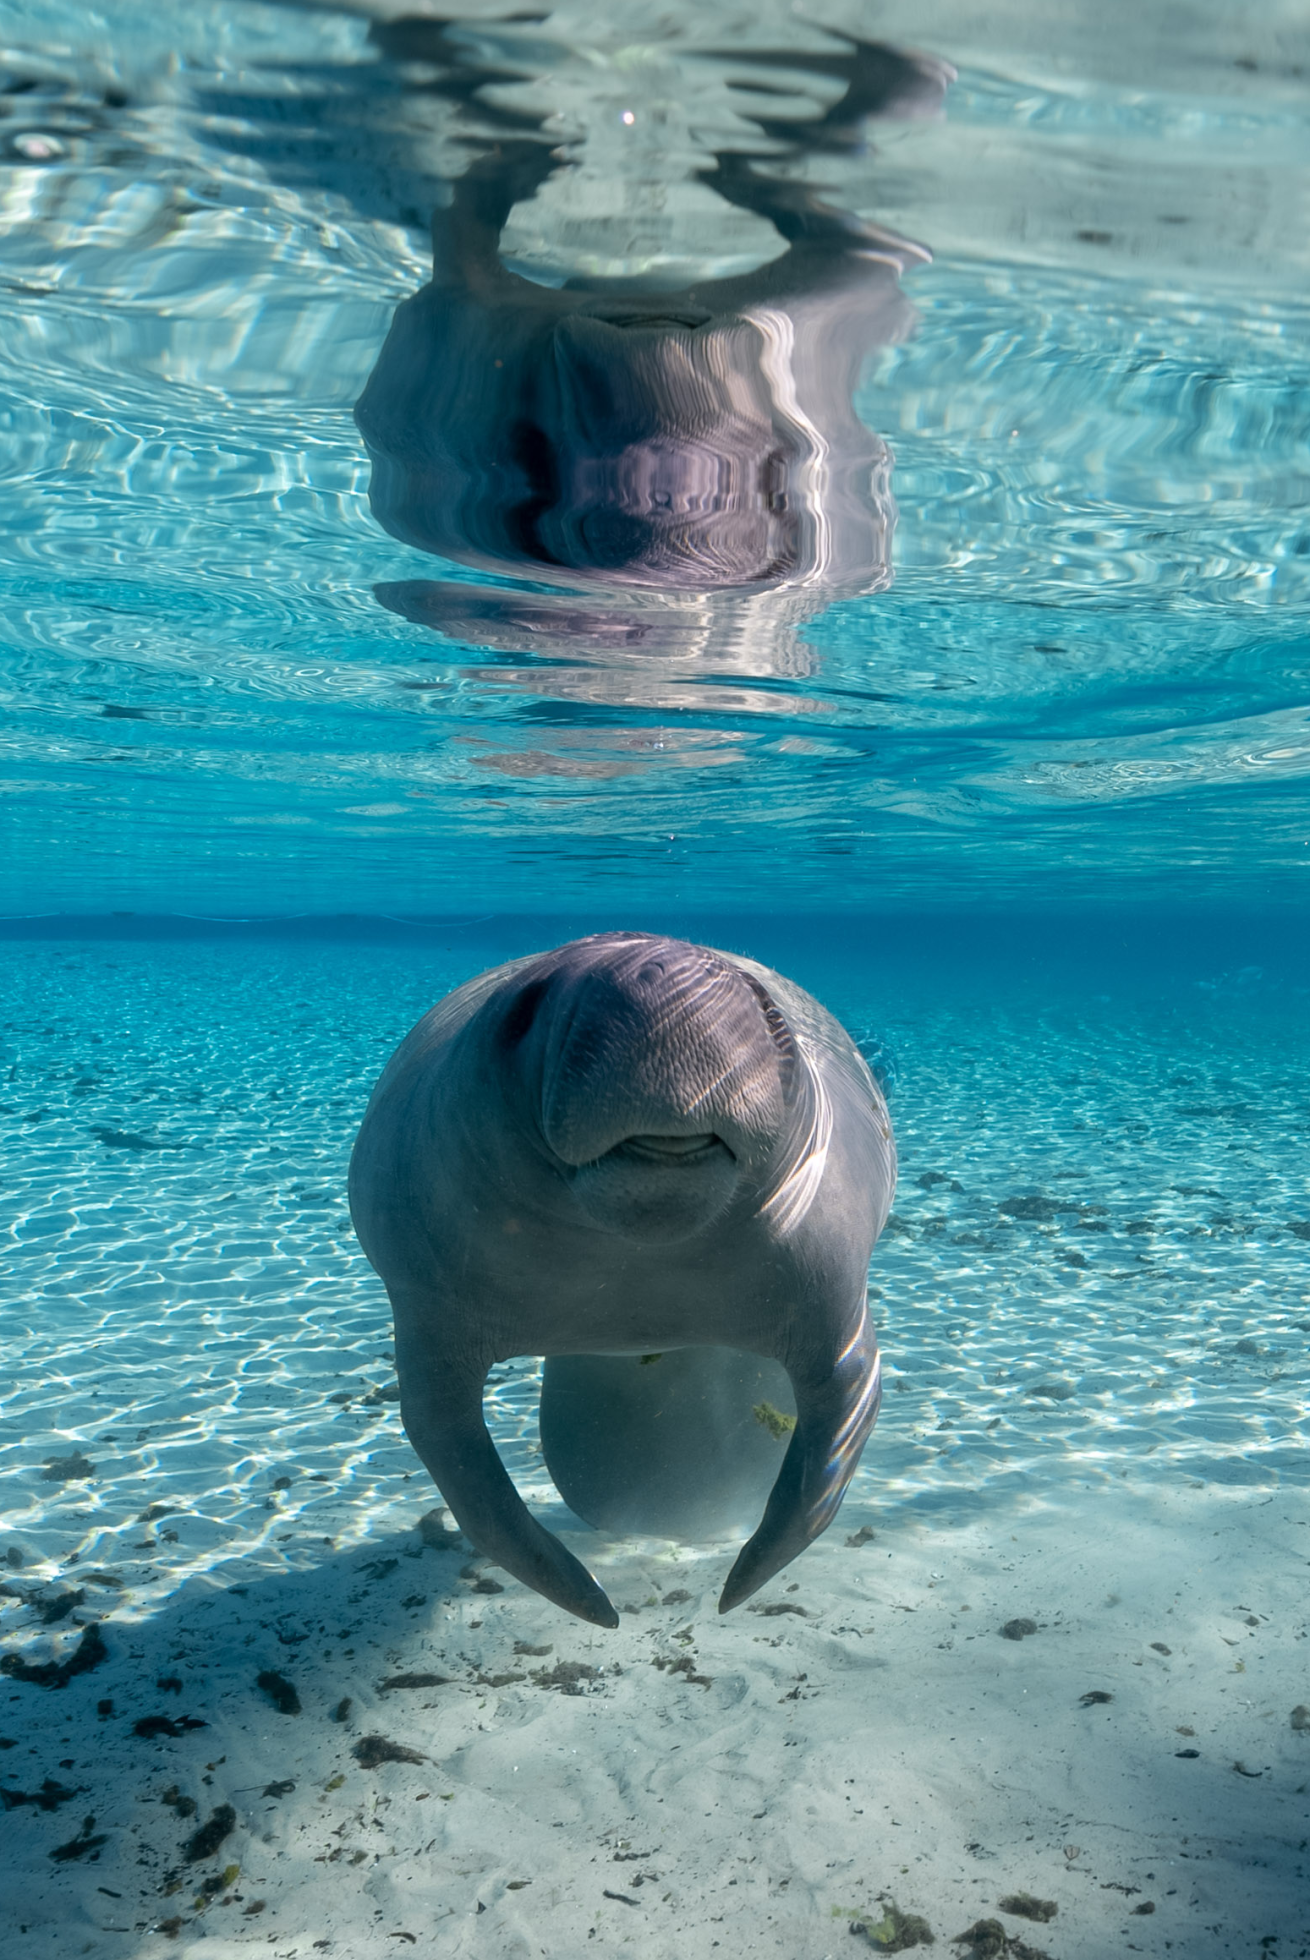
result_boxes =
[497,977,548,1050]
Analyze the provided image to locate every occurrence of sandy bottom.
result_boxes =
[2,930,1308,1956]
[2,1485,1308,1960]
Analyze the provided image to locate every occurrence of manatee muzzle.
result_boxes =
[569,1129,739,1242]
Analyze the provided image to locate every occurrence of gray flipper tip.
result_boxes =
[716,1565,765,1616]
[545,1563,619,1630]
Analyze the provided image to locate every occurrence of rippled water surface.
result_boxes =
[1,0,1307,910]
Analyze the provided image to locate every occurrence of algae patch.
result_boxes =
[849,1899,934,1950]
[753,1401,796,1441]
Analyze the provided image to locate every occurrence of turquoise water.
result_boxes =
[2,4,1309,1956]
[1,0,1307,912]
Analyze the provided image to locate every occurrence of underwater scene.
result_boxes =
[1,2,1308,1957]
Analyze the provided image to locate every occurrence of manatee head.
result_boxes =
[488,932,799,1242]
[509,312,805,586]
[358,300,811,590]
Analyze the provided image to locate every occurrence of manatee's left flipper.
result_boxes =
[718,1302,881,1613]
[394,1323,620,1630]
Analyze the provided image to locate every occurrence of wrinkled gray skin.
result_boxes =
[349,933,895,1627]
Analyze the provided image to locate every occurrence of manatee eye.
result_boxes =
[498,978,548,1051]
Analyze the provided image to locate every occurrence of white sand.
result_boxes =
[3,1482,1308,1960]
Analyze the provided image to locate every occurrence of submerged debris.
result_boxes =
[846,1526,877,1547]
[752,1401,796,1440]
[531,1660,601,1695]
[50,1813,108,1862]
[256,1669,301,1715]
[183,1803,236,1862]
[135,1715,207,1739]
[651,1654,712,1689]
[851,1899,934,1949]
[1,1621,107,1688]
[1078,1690,1112,1707]
[40,1454,95,1484]
[952,1924,1006,1960]
[997,1195,1062,1222]
[997,1895,1057,1923]
[353,1735,428,1768]
[0,1777,82,1812]
[38,1588,86,1624]
[953,1923,1051,1960]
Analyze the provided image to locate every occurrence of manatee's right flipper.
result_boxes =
[697,151,926,272]
[431,139,566,291]
[718,1301,881,1613]
[710,38,954,154]
[394,1326,619,1629]
[689,36,947,292]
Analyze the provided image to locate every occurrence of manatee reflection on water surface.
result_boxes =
[350,23,951,677]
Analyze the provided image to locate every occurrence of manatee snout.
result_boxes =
[568,1128,739,1243]
[526,942,788,1178]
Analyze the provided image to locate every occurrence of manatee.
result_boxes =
[349,932,896,1627]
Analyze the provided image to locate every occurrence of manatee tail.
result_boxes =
[718,1303,881,1613]
[395,1332,619,1630]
